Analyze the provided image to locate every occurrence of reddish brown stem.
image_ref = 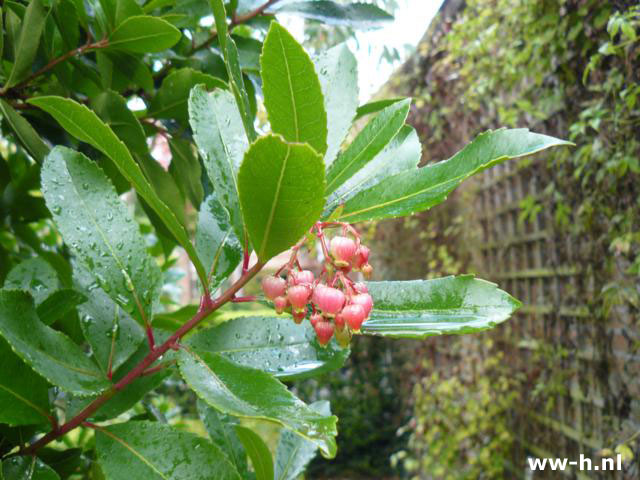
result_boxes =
[145,324,156,352]
[141,360,175,377]
[20,261,264,455]
[231,295,258,303]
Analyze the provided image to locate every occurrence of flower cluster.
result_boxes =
[261,222,374,347]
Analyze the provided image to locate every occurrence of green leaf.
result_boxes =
[168,138,204,208]
[96,421,242,480]
[274,1,393,29]
[261,22,327,154]
[149,68,226,123]
[210,0,257,141]
[152,304,198,332]
[196,194,243,290]
[325,98,410,194]
[326,125,420,213]
[115,0,144,25]
[68,338,170,421]
[355,97,405,120]
[0,339,51,426]
[189,86,248,240]
[187,316,349,380]
[178,349,338,458]
[73,262,144,375]
[0,290,109,395]
[338,128,574,222]
[234,426,274,480]
[36,289,87,326]
[2,456,59,480]
[91,90,148,155]
[198,402,248,477]
[315,44,358,168]
[42,146,161,327]
[27,96,208,287]
[5,0,46,88]
[275,401,329,480]
[0,99,50,163]
[53,0,80,49]
[238,135,325,261]
[108,15,181,53]
[4,257,59,305]
[360,276,522,338]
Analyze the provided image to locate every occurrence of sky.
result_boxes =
[281,0,444,102]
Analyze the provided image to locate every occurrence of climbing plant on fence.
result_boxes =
[0,0,571,478]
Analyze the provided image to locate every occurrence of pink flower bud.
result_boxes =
[334,312,345,330]
[292,308,306,324]
[309,313,323,328]
[287,285,311,309]
[294,270,315,285]
[313,286,345,316]
[342,304,366,332]
[314,320,334,346]
[351,293,373,318]
[273,296,288,314]
[354,282,368,294]
[361,263,373,279]
[330,236,357,266]
[352,246,370,269]
[262,276,286,300]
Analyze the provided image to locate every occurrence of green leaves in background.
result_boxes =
[1,456,59,480]
[0,99,50,163]
[261,22,328,154]
[325,98,410,194]
[0,339,50,426]
[274,1,394,29]
[0,290,109,395]
[177,349,338,458]
[338,128,573,222]
[169,138,204,208]
[108,15,181,53]
[4,0,45,88]
[315,44,359,167]
[361,276,522,338]
[195,194,243,290]
[28,96,209,287]
[36,289,87,326]
[189,86,248,239]
[96,421,241,480]
[187,316,349,380]
[4,257,59,305]
[199,402,248,477]
[234,426,274,480]
[238,135,325,261]
[41,147,161,326]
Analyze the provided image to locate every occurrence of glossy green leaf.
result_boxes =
[355,97,405,120]
[361,276,522,338]
[4,257,59,305]
[36,289,87,326]
[108,15,181,53]
[5,0,46,87]
[261,22,327,154]
[115,0,144,25]
[68,338,170,421]
[168,138,204,208]
[326,125,421,213]
[315,44,358,167]
[274,1,393,28]
[149,68,226,123]
[0,290,109,395]
[53,0,80,49]
[196,194,243,290]
[91,90,148,155]
[210,0,257,141]
[325,98,410,194]
[27,96,208,287]
[338,128,574,222]
[189,86,248,239]
[198,402,248,477]
[187,316,349,380]
[178,349,338,457]
[238,135,325,261]
[96,421,241,480]
[152,304,198,332]
[0,99,50,163]
[73,262,144,375]
[235,426,274,480]
[233,35,262,73]
[2,456,59,480]
[0,339,50,426]
[42,146,161,327]
[275,401,329,480]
